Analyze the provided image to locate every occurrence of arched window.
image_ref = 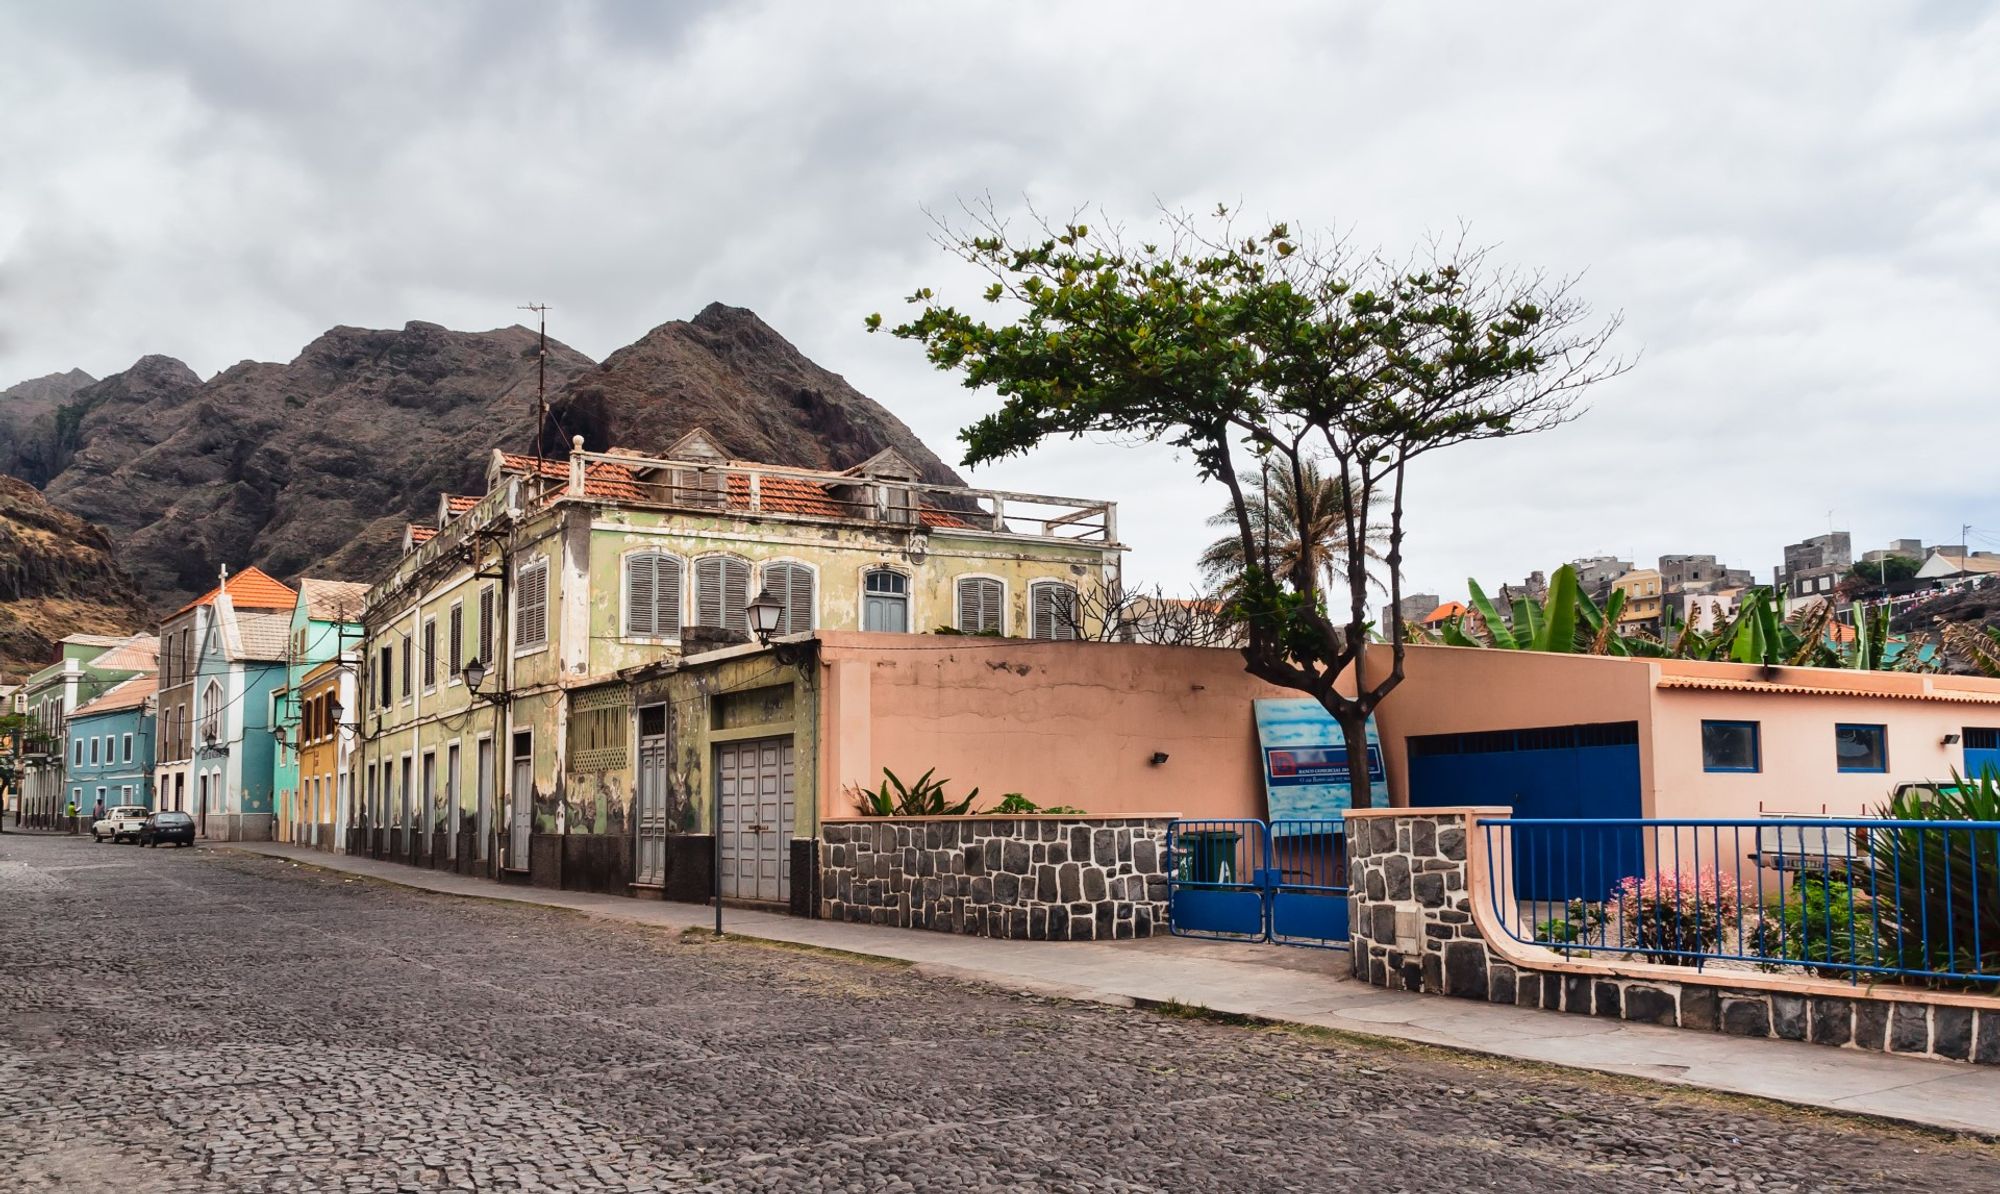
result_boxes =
[693,555,751,634]
[955,577,1004,635]
[862,569,910,633]
[201,680,224,745]
[761,562,815,635]
[1029,581,1079,641]
[624,551,685,638]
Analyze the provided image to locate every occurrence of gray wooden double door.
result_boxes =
[716,737,794,904]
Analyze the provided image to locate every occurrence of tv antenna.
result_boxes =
[520,303,550,481]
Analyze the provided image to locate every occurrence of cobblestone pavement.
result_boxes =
[3,833,1996,1193]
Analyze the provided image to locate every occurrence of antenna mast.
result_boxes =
[520,303,551,486]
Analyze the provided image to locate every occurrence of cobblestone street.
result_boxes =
[2,832,1994,1192]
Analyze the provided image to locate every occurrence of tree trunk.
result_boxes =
[1334,704,1375,811]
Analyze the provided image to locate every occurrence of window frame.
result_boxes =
[1700,719,1761,773]
[421,616,438,694]
[860,566,912,634]
[514,557,551,654]
[123,732,133,763]
[954,574,1007,636]
[447,601,464,685]
[759,558,818,637]
[1028,579,1082,641]
[691,552,753,635]
[621,548,687,641]
[1834,723,1889,774]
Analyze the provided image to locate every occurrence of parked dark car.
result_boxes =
[139,810,195,847]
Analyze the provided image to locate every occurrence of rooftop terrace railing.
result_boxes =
[1478,816,2000,987]
[571,450,1120,545]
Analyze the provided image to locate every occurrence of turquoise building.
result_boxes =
[67,673,158,818]
[272,578,367,843]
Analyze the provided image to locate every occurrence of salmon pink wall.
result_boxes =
[815,633,1292,822]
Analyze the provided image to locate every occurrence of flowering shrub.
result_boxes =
[1607,869,1739,966]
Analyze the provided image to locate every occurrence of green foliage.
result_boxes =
[1871,769,2000,983]
[1534,899,1607,953]
[1847,556,1922,589]
[850,767,982,817]
[1749,875,1884,980]
[991,792,1086,815]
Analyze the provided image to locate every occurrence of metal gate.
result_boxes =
[717,736,793,903]
[634,707,670,887]
[1166,818,1349,948]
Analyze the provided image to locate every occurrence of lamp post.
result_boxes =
[746,587,784,644]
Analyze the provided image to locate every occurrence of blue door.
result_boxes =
[1964,727,2000,784]
[1406,723,1643,902]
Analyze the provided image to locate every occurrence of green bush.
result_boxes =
[1870,769,2000,984]
[1749,874,1884,979]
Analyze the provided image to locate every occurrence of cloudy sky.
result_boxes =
[3,2,1996,600]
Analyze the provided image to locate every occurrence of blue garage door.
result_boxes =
[1965,727,2000,784]
[1406,722,1642,903]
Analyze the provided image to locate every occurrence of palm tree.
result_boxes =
[1199,460,1385,600]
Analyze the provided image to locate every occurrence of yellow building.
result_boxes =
[1613,568,1663,631]
[352,429,1124,886]
[281,655,356,849]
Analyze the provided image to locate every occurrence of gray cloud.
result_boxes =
[2,1,1996,596]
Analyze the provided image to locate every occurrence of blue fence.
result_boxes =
[1166,818,1349,948]
[1478,817,2000,985]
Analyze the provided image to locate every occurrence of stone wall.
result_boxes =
[1347,807,2000,1066]
[819,817,1170,940]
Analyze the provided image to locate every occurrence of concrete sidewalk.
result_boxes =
[216,840,2000,1137]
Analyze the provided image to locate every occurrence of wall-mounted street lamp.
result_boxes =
[460,660,508,706]
[746,588,809,665]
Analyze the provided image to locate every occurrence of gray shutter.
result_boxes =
[1032,584,1077,641]
[695,558,724,628]
[980,580,1001,634]
[478,588,495,664]
[518,562,548,646]
[956,579,979,632]
[765,563,812,634]
[626,553,656,636]
[449,604,463,676]
[784,566,812,634]
[723,558,750,635]
[423,619,436,688]
[657,555,683,637]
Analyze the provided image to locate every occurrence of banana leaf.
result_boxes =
[1465,579,1519,650]
[1531,564,1581,653]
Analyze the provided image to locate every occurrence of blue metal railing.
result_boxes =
[1478,817,2000,985]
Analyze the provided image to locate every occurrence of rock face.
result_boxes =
[36,324,595,610]
[548,303,964,485]
[0,476,147,678]
[5,305,963,613]
[0,368,99,484]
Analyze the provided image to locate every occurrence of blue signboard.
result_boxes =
[1254,698,1383,823]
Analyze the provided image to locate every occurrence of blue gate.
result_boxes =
[1166,818,1348,947]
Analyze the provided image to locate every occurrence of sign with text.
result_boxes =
[1253,698,1383,824]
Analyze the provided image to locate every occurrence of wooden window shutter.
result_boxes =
[401,634,412,695]
[517,561,548,647]
[478,587,495,664]
[1032,583,1077,641]
[422,619,436,689]
[658,555,683,637]
[448,604,463,676]
[957,578,1002,634]
[722,557,750,635]
[764,563,813,634]
[695,557,724,628]
[626,553,656,636]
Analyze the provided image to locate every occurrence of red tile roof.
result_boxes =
[73,673,158,718]
[725,473,846,519]
[498,453,646,502]
[1421,601,1467,624]
[445,494,479,515]
[173,566,298,616]
[407,524,436,545]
